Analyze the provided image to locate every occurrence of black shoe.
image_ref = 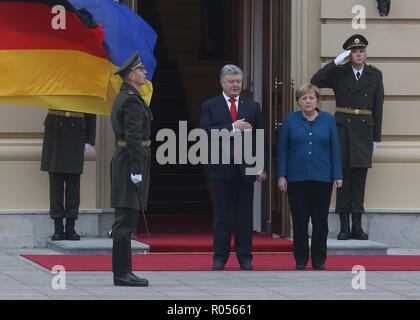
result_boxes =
[65,218,80,240]
[212,261,225,270]
[114,272,149,287]
[113,239,149,287]
[51,232,65,241]
[239,261,253,270]
[51,218,65,241]
[128,272,148,283]
[350,213,369,240]
[312,264,325,270]
[296,264,306,270]
[350,231,369,240]
[64,231,80,241]
[337,213,350,240]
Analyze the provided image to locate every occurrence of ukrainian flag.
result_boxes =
[69,0,157,106]
[0,0,157,115]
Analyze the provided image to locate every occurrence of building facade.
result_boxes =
[0,0,419,248]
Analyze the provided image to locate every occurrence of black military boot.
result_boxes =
[51,218,65,241]
[337,213,350,240]
[126,240,149,283]
[64,218,80,240]
[350,213,369,240]
[112,240,148,287]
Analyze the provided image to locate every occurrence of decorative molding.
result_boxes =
[373,141,420,163]
[291,0,309,108]
[0,139,96,161]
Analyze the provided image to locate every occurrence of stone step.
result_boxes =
[47,238,149,255]
[325,238,389,255]
[46,237,389,255]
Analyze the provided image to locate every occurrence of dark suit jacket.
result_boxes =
[311,61,384,168]
[200,94,268,183]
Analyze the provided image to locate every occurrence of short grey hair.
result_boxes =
[220,64,243,81]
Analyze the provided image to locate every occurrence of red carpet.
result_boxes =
[133,233,294,253]
[21,254,420,271]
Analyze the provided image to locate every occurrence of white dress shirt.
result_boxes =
[352,65,364,80]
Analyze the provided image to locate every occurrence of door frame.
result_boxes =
[261,0,293,237]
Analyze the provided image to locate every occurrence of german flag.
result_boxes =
[0,0,116,115]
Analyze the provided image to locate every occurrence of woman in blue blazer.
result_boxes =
[277,84,343,270]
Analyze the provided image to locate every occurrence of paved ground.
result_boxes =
[1,248,420,303]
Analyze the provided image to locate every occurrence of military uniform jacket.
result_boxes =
[311,61,384,168]
[40,112,96,174]
[110,83,153,211]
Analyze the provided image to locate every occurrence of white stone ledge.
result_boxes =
[329,208,420,214]
[0,209,105,215]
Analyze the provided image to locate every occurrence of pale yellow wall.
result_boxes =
[0,105,97,210]
[303,0,420,209]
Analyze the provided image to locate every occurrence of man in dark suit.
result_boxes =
[311,34,384,240]
[41,109,96,241]
[110,52,152,287]
[200,64,267,270]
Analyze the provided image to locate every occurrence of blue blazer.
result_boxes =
[277,110,343,183]
[200,94,268,182]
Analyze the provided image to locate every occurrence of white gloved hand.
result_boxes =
[373,141,378,153]
[84,143,91,153]
[334,50,351,65]
[131,173,142,184]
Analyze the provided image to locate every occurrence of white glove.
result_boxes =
[373,141,378,153]
[131,173,142,184]
[334,50,351,65]
[84,143,91,153]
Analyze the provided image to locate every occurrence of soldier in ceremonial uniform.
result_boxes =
[110,52,152,287]
[41,109,96,241]
[311,34,384,240]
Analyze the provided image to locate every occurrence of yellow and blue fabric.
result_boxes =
[69,0,157,106]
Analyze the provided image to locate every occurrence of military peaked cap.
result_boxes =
[343,34,368,50]
[114,51,146,78]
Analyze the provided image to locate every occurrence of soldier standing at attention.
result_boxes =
[311,34,384,240]
[41,109,96,241]
[110,52,152,287]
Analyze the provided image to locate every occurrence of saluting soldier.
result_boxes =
[311,34,384,240]
[41,109,96,241]
[110,52,152,287]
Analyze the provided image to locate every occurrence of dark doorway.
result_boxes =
[135,0,241,235]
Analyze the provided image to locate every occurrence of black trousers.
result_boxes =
[211,177,254,264]
[336,168,368,214]
[112,207,139,241]
[49,172,80,219]
[287,180,333,266]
